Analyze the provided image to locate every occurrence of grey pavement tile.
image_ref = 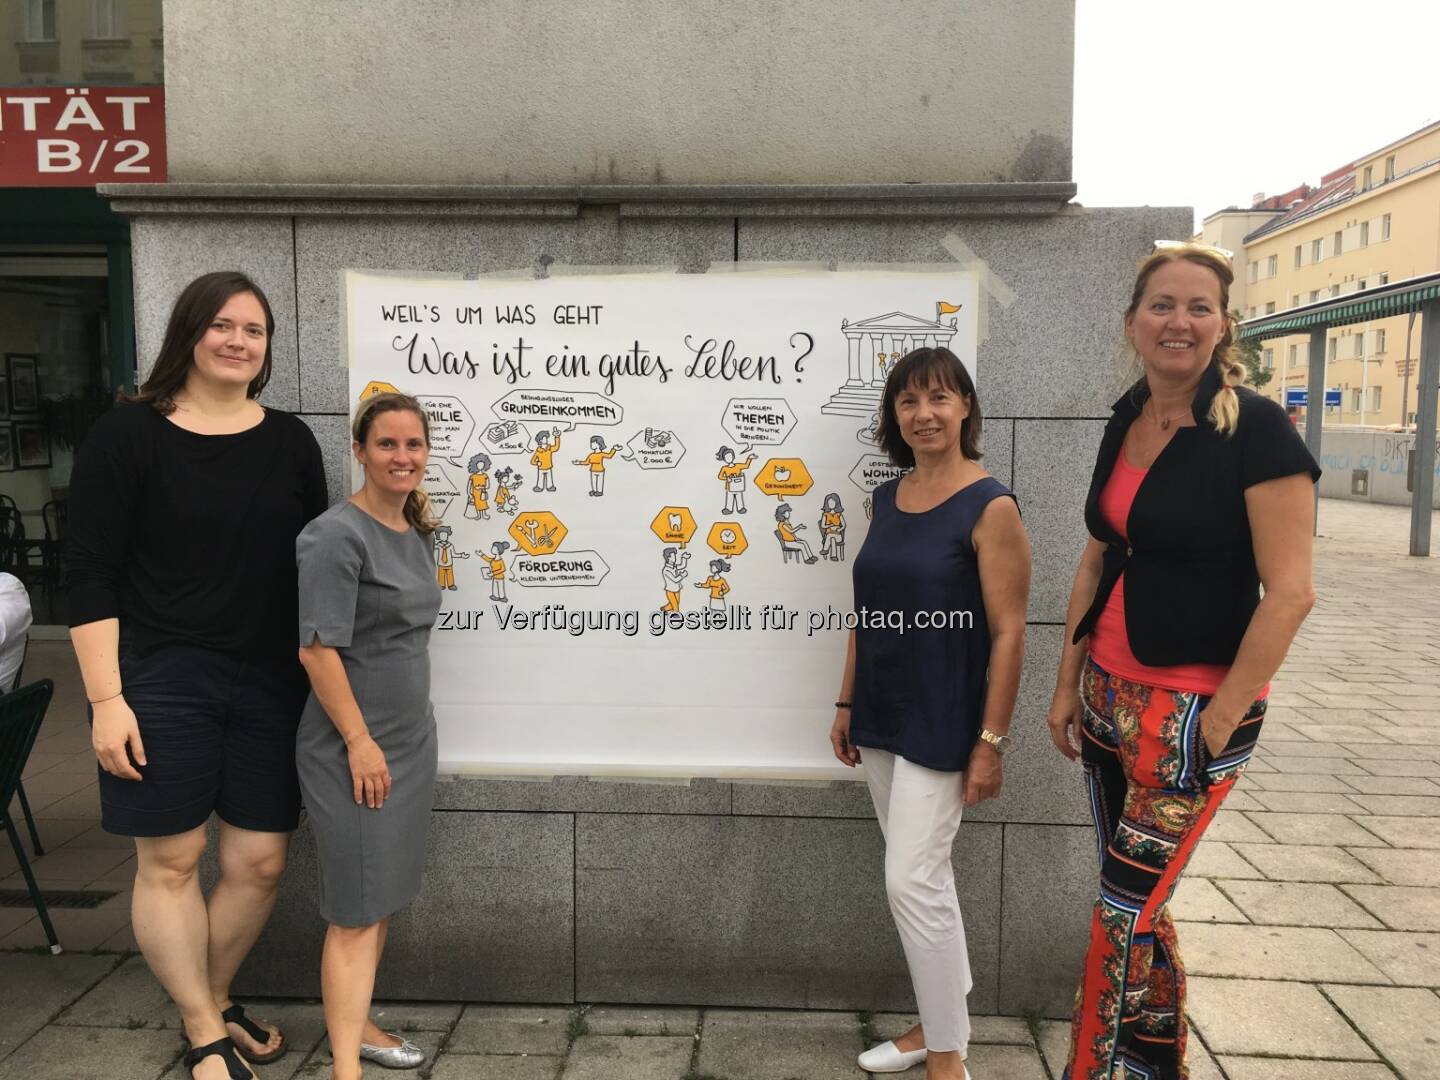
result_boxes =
[1346,794,1440,816]
[1248,791,1368,814]
[1202,813,1275,845]
[1338,929,1440,987]
[1034,1019,1069,1078]
[0,846,132,886]
[1227,843,1383,884]
[371,1001,464,1032]
[969,1016,1034,1045]
[1169,878,1248,924]
[1245,813,1391,847]
[0,888,133,950]
[560,1034,692,1080]
[962,1043,1048,1079]
[55,954,173,1028]
[1263,756,1370,775]
[697,1008,864,1080]
[31,787,103,820]
[1215,880,1383,928]
[0,909,35,936]
[1219,790,1266,812]
[1346,846,1440,887]
[447,1006,573,1056]
[429,1055,563,1080]
[0,952,122,1063]
[0,1026,180,1080]
[1255,741,1359,759]
[581,1006,698,1036]
[1347,757,1440,776]
[1215,1059,1398,1080]
[1186,841,1265,879]
[163,1002,329,1079]
[1174,922,1390,982]
[868,1011,919,1042]
[1299,725,1396,744]
[1355,817,1440,848]
[17,770,98,798]
[1341,885,1440,932]
[1324,984,1440,1080]
[1343,775,1440,796]
[1185,977,1375,1059]
[1245,772,1367,794]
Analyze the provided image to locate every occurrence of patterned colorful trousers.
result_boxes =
[1064,658,1265,1080]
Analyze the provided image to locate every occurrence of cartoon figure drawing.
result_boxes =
[863,496,874,521]
[482,540,510,602]
[493,466,519,515]
[573,434,620,497]
[433,525,468,590]
[715,445,756,515]
[465,452,492,520]
[530,427,562,492]
[693,558,732,611]
[660,547,691,612]
[774,502,818,564]
[818,492,847,561]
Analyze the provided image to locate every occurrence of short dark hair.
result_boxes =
[874,347,983,467]
[130,271,275,414]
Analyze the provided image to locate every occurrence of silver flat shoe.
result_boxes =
[358,1034,426,1069]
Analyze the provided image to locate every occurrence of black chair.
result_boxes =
[6,640,45,856]
[39,499,67,597]
[1,679,61,953]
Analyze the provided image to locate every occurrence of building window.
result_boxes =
[1382,213,1391,240]
[1267,254,1278,276]
[22,0,56,40]
[1263,348,1274,370]
[1246,306,1255,319]
[1294,245,1302,268]
[1312,238,1323,262]
[1328,338,1338,364]
[1248,262,1258,284]
[1350,388,1362,413]
[1363,165,1373,189]
[1334,230,1344,256]
[1263,301,1275,314]
[1360,221,1369,247]
[1375,328,1387,354]
[1310,289,1320,302]
[1288,343,1300,367]
[1330,284,1340,297]
[91,0,126,38]
[1370,386,1382,411]
[1358,279,1367,290]
[1385,155,1396,181]
[1353,333,1366,359]
[1379,273,1389,285]
[1291,294,1300,307]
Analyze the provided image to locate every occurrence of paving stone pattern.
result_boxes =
[3,499,1439,1077]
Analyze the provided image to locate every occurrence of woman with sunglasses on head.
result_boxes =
[832,347,1031,1080]
[1047,243,1319,1080]
[67,272,327,1080]
[296,392,443,1080]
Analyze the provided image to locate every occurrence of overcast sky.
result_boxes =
[1073,0,1440,231]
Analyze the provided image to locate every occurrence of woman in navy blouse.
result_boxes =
[832,347,1031,1080]
[1047,243,1318,1080]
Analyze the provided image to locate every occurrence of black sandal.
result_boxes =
[220,1004,287,1065]
[183,1037,253,1079]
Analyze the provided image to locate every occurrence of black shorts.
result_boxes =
[97,640,308,837]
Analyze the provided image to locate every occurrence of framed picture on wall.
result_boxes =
[0,373,8,420]
[0,426,13,472]
[13,422,50,469]
[6,354,39,414]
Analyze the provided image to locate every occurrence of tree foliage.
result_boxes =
[1232,312,1272,389]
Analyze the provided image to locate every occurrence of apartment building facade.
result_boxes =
[1230,121,1440,428]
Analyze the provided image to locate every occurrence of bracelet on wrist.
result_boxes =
[88,690,123,705]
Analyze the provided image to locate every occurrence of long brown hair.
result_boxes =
[352,392,439,534]
[129,271,275,414]
[1126,245,1244,436]
[874,347,983,467]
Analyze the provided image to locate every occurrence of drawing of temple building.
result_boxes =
[822,310,960,417]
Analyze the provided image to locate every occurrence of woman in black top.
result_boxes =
[1045,245,1318,1080]
[68,272,327,1080]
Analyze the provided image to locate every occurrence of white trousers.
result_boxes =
[863,748,973,1054]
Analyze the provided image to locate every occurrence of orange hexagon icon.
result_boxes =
[508,511,568,556]
[359,380,402,401]
[706,521,749,557]
[754,458,813,499]
[650,506,697,547]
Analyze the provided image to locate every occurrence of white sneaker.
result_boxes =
[857,1039,928,1073]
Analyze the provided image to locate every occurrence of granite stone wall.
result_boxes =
[138,190,1190,1016]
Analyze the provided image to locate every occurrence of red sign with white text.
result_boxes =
[0,86,166,186]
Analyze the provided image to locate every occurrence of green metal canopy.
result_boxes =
[1238,271,1440,341]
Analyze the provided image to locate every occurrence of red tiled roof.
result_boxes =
[1243,171,1356,244]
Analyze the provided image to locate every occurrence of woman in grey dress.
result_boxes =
[297,392,442,1079]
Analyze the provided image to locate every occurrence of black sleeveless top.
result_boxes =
[849,475,1015,772]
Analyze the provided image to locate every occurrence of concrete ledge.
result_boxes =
[98,182,1078,219]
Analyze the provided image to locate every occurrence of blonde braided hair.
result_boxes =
[352,392,440,534]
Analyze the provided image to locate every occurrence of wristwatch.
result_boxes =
[978,729,1011,755]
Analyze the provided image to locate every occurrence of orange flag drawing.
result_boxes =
[935,300,962,322]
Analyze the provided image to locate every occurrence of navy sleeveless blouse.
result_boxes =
[849,475,1016,773]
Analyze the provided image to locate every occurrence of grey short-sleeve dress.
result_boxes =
[296,502,442,927]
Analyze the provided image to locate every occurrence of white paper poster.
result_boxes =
[343,268,980,777]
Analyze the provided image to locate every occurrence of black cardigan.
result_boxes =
[1073,366,1320,667]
